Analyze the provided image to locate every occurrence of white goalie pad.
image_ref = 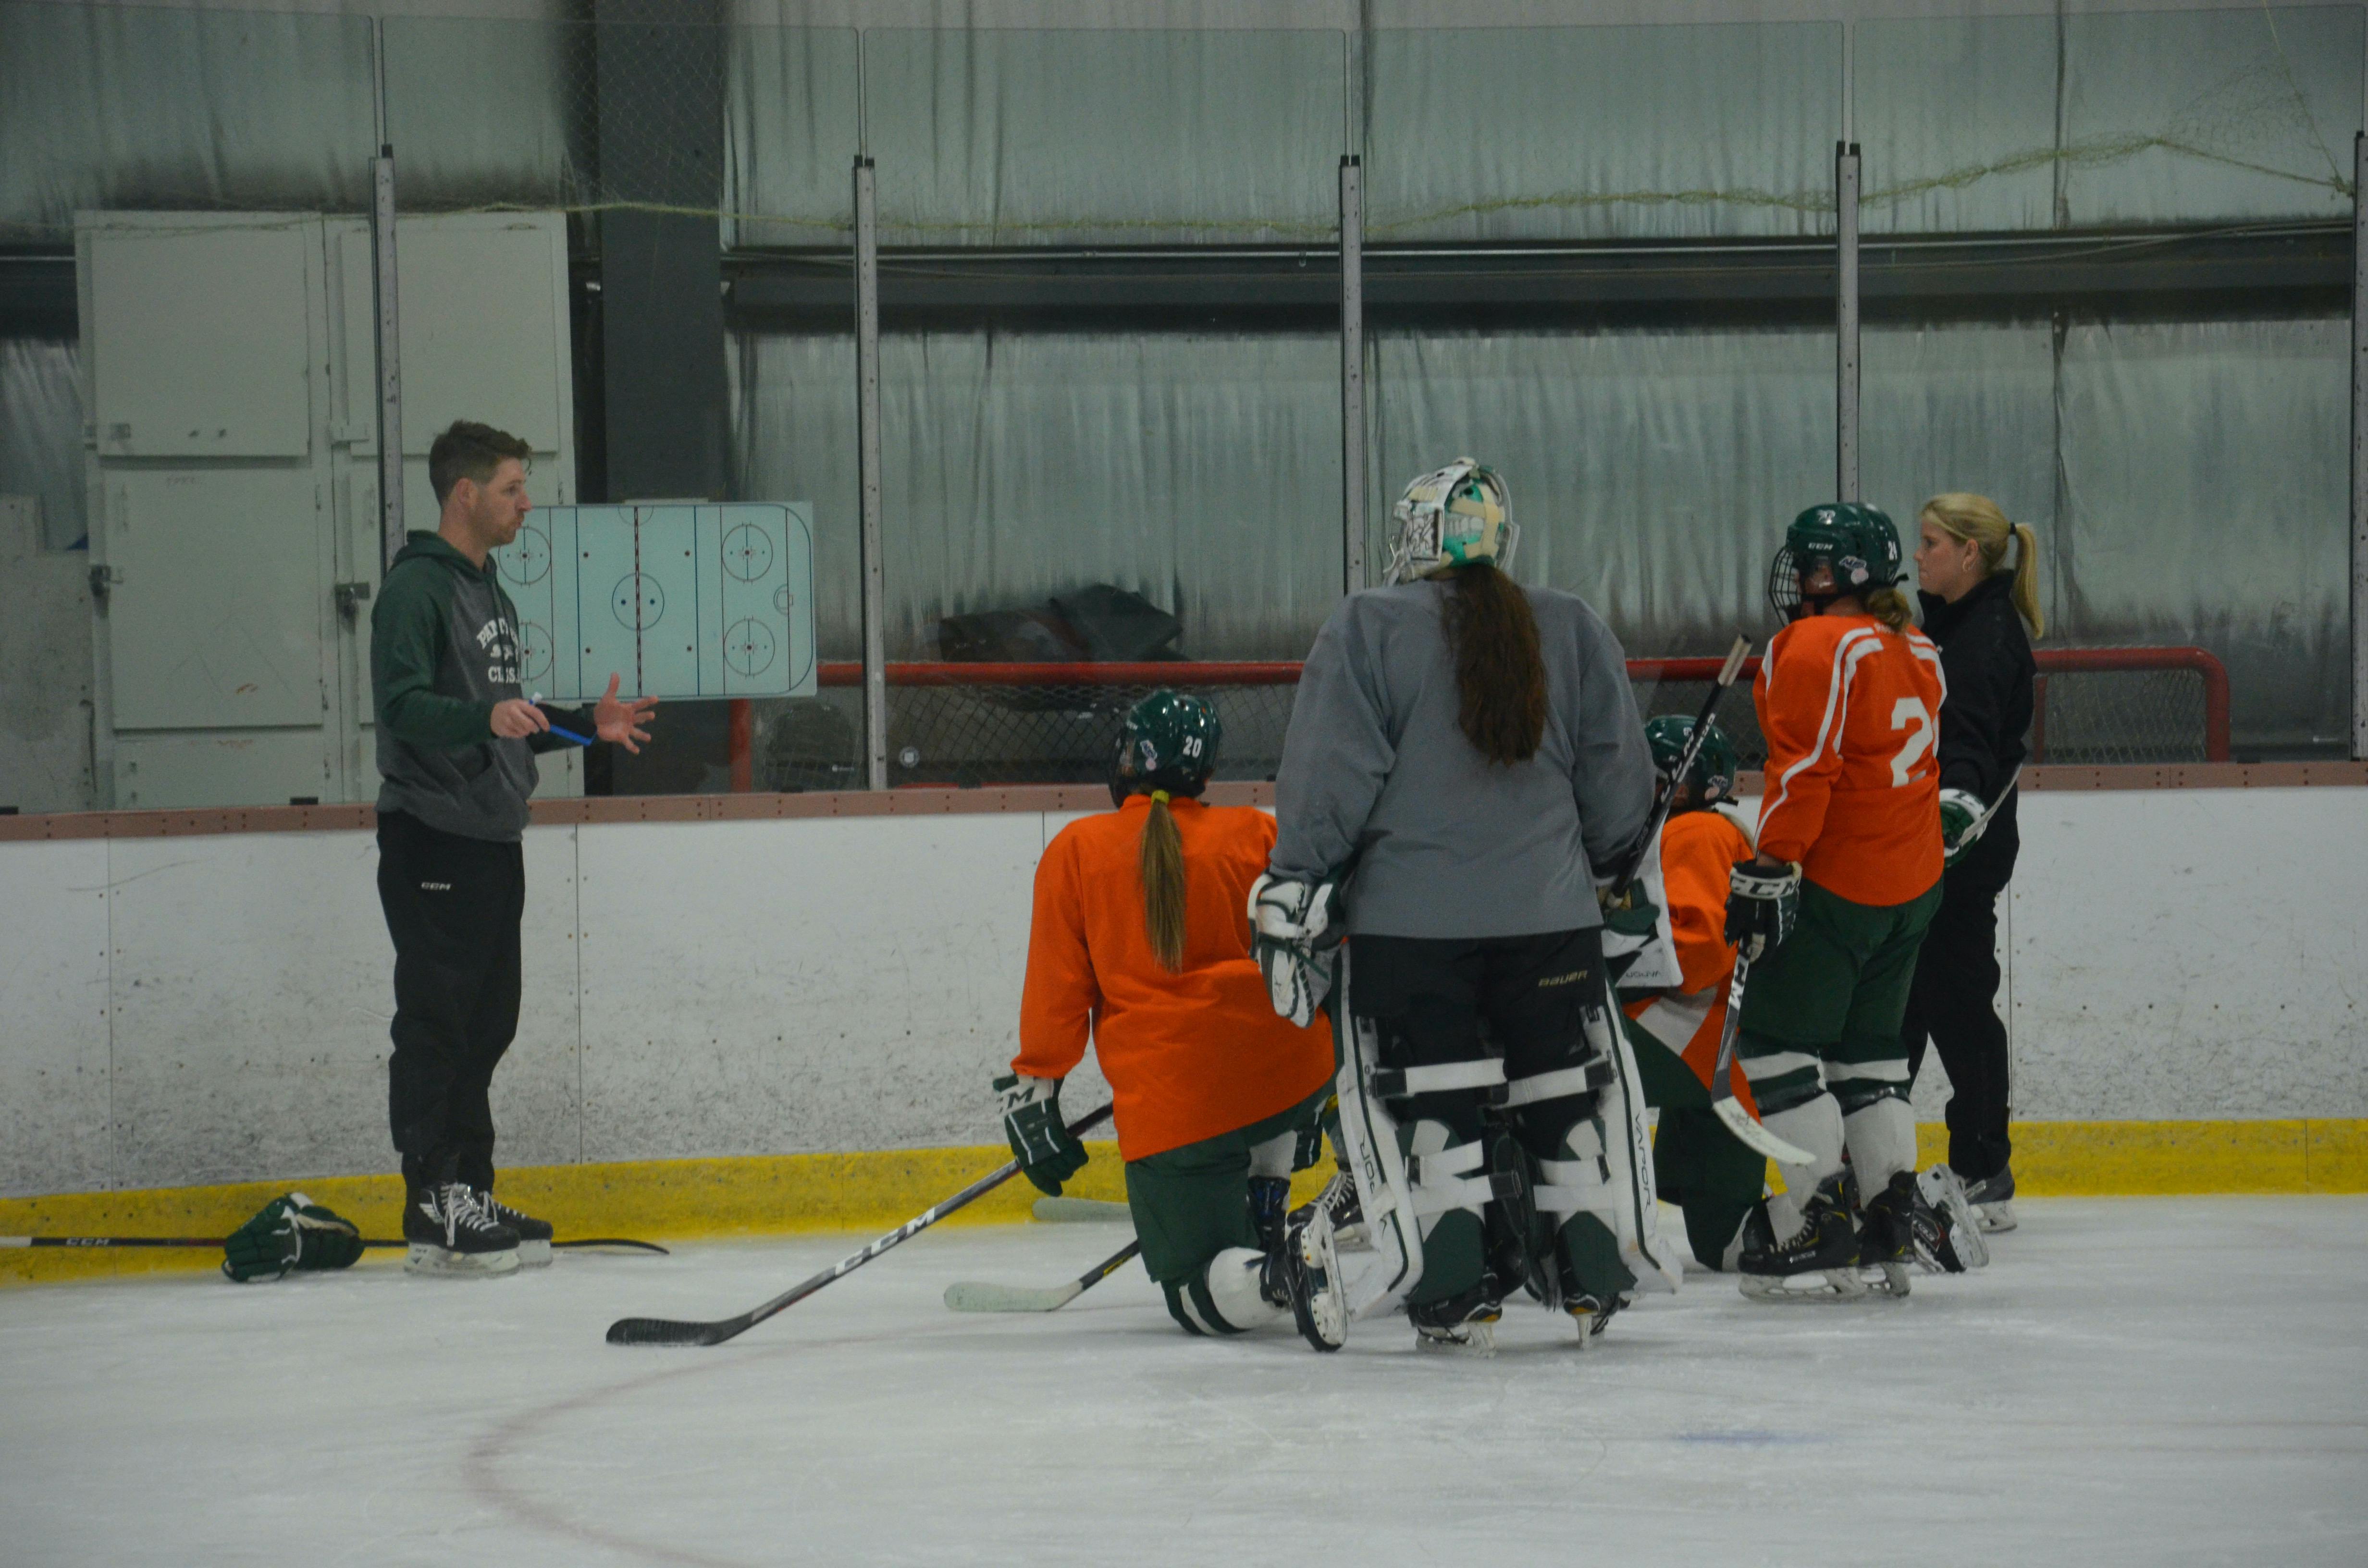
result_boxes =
[1329,953,1508,1321]
[1544,972,1684,1296]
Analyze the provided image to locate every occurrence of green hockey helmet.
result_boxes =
[1768,502,1904,622]
[1384,458,1519,585]
[1109,689,1221,808]
[1644,713,1737,807]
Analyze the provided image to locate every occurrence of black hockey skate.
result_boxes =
[1736,1177,1868,1303]
[472,1188,554,1267]
[1915,1165,1991,1270]
[1260,1206,1346,1351]
[1408,1279,1505,1356]
[404,1182,520,1278]
[1865,1170,1980,1279]
[1290,1170,1366,1251]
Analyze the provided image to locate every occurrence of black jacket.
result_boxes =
[1919,572,2034,889]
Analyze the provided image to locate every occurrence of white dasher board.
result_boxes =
[495,503,814,701]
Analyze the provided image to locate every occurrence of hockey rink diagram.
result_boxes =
[2,1197,2362,1566]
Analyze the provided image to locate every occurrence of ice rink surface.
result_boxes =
[2,1197,2363,1568]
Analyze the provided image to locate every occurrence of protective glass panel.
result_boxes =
[0,338,87,551]
[861,29,1347,245]
[1365,24,1844,242]
[0,1,375,242]
[1854,15,2059,234]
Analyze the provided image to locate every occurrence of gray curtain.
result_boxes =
[0,338,86,551]
[378,16,591,214]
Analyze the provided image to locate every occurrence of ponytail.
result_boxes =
[2008,522,2046,639]
[1439,562,1547,765]
[1138,790,1187,972]
[1864,584,1916,632]
[1921,492,2044,639]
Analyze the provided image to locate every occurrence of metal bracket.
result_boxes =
[334,581,373,621]
[88,564,120,602]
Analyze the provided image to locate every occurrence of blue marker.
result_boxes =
[529,693,595,747]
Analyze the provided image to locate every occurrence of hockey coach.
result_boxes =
[370,420,657,1277]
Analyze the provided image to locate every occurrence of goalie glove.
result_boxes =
[221,1192,364,1283]
[1247,873,1341,1029]
[993,1073,1090,1197]
[1938,787,1984,867]
[1724,859,1801,963]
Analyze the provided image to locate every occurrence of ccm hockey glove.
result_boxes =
[221,1193,365,1283]
[1247,873,1341,1029]
[993,1073,1090,1196]
[1938,788,1984,867]
[1724,859,1801,963]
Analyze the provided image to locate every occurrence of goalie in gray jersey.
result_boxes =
[1251,458,1678,1352]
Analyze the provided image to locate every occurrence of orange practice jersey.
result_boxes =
[1753,613,1947,908]
[1621,808,1757,1112]
[1016,796,1335,1162]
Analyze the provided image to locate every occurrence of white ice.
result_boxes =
[2,1198,2363,1567]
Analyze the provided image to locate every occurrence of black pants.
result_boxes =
[1899,869,2012,1183]
[376,810,525,1192]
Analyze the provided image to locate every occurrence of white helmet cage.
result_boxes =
[1383,458,1519,586]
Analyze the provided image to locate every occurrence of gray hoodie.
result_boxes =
[1268,578,1655,940]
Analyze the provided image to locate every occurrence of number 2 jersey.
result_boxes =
[1752,612,1947,909]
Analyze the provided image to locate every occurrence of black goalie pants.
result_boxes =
[1349,927,1608,1311]
[377,810,525,1193]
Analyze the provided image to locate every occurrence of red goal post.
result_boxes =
[769,645,2229,789]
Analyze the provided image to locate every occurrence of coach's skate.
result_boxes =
[1737,1180,1868,1302]
[1963,1166,2017,1234]
[404,1182,520,1278]
[1915,1165,1991,1271]
[472,1187,553,1267]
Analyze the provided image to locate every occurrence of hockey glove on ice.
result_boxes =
[1938,788,1984,867]
[994,1073,1090,1196]
[1724,859,1801,963]
[1247,873,1342,1029]
[1595,881,1662,941]
[221,1193,364,1283]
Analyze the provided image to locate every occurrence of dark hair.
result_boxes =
[428,420,532,506]
[1138,794,1187,972]
[1440,563,1547,765]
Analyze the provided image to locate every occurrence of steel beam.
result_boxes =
[1836,141,1861,503]
[371,145,406,572]
[1340,156,1367,593]
[854,157,888,790]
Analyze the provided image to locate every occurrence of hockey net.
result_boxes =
[755,646,2229,791]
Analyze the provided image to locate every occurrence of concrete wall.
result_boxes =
[0,788,2359,1197]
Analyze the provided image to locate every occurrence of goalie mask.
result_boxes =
[1109,689,1221,808]
[1383,459,1518,586]
[1768,502,1904,623]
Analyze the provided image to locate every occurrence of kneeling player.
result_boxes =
[995,693,1345,1349]
[1612,717,1771,1272]
[1724,504,1985,1299]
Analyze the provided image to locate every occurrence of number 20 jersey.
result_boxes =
[1752,613,1947,909]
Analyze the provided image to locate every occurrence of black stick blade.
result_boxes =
[606,1315,745,1347]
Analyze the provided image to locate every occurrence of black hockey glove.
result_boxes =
[1724,859,1801,963]
[994,1073,1090,1196]
[221,1193,364,1283]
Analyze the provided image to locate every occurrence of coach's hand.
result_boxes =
[592,674,660,755]
[490,698,551,739]
[994,1073,1089,1196]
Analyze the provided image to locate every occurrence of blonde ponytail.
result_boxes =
[1920,493,2044,639]
[1139,790,1187,972]
[1864,585,1916,632]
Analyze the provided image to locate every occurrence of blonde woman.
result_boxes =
[1900,493,2042,1233]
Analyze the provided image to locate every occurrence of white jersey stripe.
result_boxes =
[1761,625,1882,831]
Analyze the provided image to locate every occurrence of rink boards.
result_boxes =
[1,777,2362,1279]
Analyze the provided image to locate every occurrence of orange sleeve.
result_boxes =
[1661,815,1745,995]
[1014,829,1097,1080]
[1754,622,1845,867]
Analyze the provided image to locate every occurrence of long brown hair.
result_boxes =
[1439,562,1547,765]
[1139,790,1187,971]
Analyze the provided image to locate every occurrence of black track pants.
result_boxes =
[377,810,525,1192]
[1900,870,2012,1183]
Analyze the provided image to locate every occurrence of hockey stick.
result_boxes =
[1704,951,1815,1165]
[1032,1196,1133,1224]
[1604,635,1754,895]
[1954,762,2024,852]
[943,1238,1143,1313]
[1,1235,669,1255]
[606,1102,1117,1347]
